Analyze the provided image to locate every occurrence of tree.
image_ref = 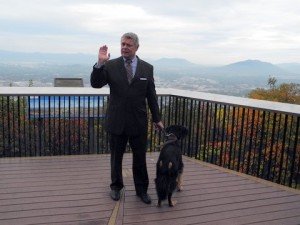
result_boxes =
[28,80,33,87]
[248,77,300,104]
[268,76,277,89]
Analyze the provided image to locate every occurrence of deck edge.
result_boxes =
[183,155,300,195]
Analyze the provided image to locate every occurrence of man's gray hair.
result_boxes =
[121,32,139,47]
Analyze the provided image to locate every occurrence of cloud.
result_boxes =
[0,0,299,64]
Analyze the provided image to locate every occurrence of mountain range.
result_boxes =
[1,49,299,71]
[0,50,299,96]
[151,58,300,79]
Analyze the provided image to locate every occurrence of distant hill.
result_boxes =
[0,50,299,93]
[150,58,199,68]
[0,50,298,77]
[150,58,299,82]
[216,59,298,77]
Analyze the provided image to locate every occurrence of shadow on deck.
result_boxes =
[1,153,300,225]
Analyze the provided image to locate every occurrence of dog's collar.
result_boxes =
[165,133,177,141]
[163,132,178,145]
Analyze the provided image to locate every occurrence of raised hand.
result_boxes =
[98,45,110,64]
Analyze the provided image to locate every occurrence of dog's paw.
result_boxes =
[169,200,177,207]
[177,185,183,192]
[157,200,162,207]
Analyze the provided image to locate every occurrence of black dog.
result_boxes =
[155,125,188,207]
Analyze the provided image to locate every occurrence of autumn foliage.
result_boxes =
[248,77,300,104]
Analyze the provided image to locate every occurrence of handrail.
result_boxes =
[1,87,299,115]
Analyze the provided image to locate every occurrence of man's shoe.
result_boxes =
[137,193,151,204]
[110,190,121,201]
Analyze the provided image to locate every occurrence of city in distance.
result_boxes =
[0,50,299,97]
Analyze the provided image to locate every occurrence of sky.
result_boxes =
[0,0,299,65]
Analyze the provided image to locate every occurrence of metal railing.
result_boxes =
[1,87,299,189]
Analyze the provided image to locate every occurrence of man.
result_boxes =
[90,32,164,204]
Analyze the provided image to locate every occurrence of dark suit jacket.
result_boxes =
[90,56,161,136]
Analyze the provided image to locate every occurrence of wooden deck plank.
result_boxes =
[0,153,299,225]
[198,208,300,225]
[123,198,300,224]
[121,153,300,225]
[243,216,300,225]
[0,155,113,225]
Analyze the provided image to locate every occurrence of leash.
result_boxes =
[155,128,178,151]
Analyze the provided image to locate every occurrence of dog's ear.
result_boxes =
[166,125,179,137]
[165,126,171,134]
[176,126,188,140]
[181,127,188,139]
[166,125,189,140]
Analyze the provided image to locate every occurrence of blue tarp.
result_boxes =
[27,96,105,118]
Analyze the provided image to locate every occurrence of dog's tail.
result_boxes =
[155,161,177,200]
[155,175,169,200]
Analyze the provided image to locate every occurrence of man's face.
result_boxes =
[121,38,139,59]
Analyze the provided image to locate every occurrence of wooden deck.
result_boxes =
[1,153,300,225]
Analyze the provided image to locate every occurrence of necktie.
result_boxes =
[125,59,133,83]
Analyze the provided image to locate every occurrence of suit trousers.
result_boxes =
[109,132,149,195]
